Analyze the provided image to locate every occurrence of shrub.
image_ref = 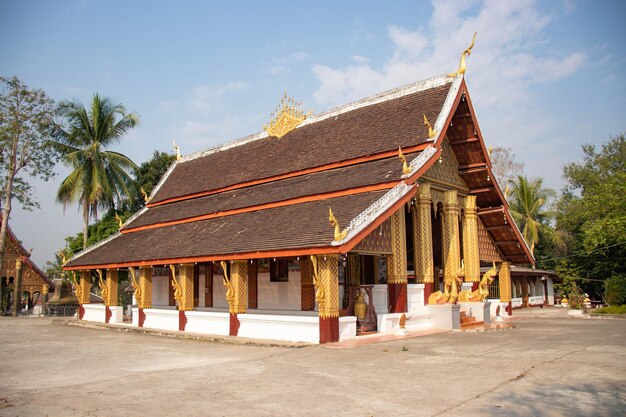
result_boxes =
[604,275,626,306]
[567,282,585,310]
[591,305,626,315]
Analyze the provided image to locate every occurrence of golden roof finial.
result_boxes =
[488,145,493,156]
[504,183,510,199]
[115,212,123,229]
[173,139,182,161]
[57,250,67,266]
[423,114,437,139]
[263,92,312,138]
[140,187,150,204]
[328,207,348,242]
[398,147,411,175]
[448,32,477,77]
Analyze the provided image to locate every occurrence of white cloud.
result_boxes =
[191,81,249,114]
[265,51,310,75]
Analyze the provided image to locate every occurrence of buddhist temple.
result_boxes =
[0,215,54,315]
[64,56,541,342]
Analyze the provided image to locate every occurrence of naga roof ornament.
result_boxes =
[263,92,311,138]
[423,114,437,139]
[448,32,477,77]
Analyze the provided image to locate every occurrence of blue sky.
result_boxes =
[1,0,625,267]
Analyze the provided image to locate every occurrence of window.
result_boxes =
[270,259,289,282]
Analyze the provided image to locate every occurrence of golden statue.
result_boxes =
[169,265,183,306]
[428,261,465,305]
[310,255,325,310]
[140,187,150,204]
[173,139,182,161]
[97,269,108,304]
[328,207,348,242]
[70,272,82,301]
[448,32,477,77]
[115,212,123,229]
[220,261,235,307]
[58,250,67,266]
[398,147,412,175]
[458,262,498,302]
[423,114,437,139]
[129,267,141,304]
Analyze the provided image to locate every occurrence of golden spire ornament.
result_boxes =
[115,212,123,229]
[263,92,311,138]
[140,187,150,204]
[328,207,348,242]
[398,147,412,175]
[423,114,437,139]
[448,32,477,77]
[173,139,182,161]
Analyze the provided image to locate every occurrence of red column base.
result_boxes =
[105,306,112,324]
[179,310,187,331]
[319,316,339,343]
[138,308,146,327]
[229,313,240,336]
[388,282,407,313]
[471,282,480,291]
[78,305,85,320]
[423,282,434,304]
[506,302,513,316]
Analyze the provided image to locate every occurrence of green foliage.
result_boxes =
[132,150,175,210]
[0,76,58,210]
[49,94,139,248]
[566,282,585,310]
[591,305,626,315]
[604,275,626,306]
[556,133,626,299]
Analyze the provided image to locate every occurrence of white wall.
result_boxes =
[257,271,301,311]
[152,274,169,306]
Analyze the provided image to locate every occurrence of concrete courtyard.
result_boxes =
[0,308,624,417]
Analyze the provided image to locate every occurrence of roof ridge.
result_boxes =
[180,73,454,163]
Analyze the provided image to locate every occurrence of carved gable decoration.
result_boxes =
[352,218,392,254]
[423,139,467,189]
[478,218,503,261]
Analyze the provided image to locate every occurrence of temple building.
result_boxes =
[64,67,539,343]
[1,216,54,315]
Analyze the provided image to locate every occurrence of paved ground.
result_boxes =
[0,308,624,417]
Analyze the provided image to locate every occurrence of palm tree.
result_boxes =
[507,175,556,255]
[50,94,139,249]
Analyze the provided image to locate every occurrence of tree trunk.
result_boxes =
[0,132,18,270]
[82,201,89,249]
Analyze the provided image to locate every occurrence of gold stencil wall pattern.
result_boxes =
[315,255,339,318]
[230,261,248,314]
[106,269,119,306]
[442,191,461,284]
[79,270,91,304]
[179,264,194,311]
[499,261,512,302]
[387,208,408,284]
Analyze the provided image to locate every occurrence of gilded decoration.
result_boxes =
[173,139,182,160]
[448,32,477,77]
[440,190,461,301]
[458,262,498,302]
[310,255,339,318]
[328,207,348,242]
[413,183,434,283]
[387,208,408,285]
[398,147,412,175]
[106,269,119,307]
[477,218,503,261]
[179,264,194,311]
[499,261,512,302]
[429,260,464,304]
[79,270,91,304]
[219,261,235,310]
[96,269,108,306]
[423,114,437,139]
[139,267,153,309]
[169,265,183,308]
[115,213,123,229]
[300,257,315,311]
[463,196,481,282]
[352,218,392,254]
[230,261,248,314]
[263,92,311,138]
[129,267,141,305]
[140,187,150,204]
[0,239,50,293]
[423,139,467,190]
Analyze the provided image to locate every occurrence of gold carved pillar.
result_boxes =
[138,267,152,309]
[442,190,461,290]
[312,254,339,343]
[106,269,119,306]
[79,270,91,304]
[463,195,480,283]
[499,261,512,302]
[413,183,434,283]
[387,208,407,312]
[300,257,315,311]
[229,261,248,314]
[177,264,194,311]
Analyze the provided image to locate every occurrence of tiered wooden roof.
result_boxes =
[65,74,533,270]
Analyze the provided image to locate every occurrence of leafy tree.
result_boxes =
[0,76,57,269]
[604,275,626,306]
[556,133,626,299]
[507,175,557,255]
[49,94,139,249]
[490,146,525,190]
[132,150,176,210]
